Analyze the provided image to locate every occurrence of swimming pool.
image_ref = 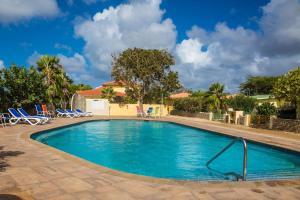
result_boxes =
[32,120,300,181]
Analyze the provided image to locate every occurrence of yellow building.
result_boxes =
[74,81,170,116]
[250,95,280,107]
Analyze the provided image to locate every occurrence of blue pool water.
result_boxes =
[32,120,300,181]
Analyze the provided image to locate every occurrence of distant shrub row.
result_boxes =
[173,97,206,113]
[224,95,256,114]
[172,95,278,117]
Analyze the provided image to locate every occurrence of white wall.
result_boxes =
[86,99,109,115]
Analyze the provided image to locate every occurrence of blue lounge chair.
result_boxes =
[35,104,44,116]
[8,108,42,125]
[66,109,80,117]
[17,108,49,124]
[146,107,153,118]
[56,109,76,118]
[75,109,92,117]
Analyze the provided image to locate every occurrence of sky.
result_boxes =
[0,0,300,92]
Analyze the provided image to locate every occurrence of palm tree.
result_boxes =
[101,87,116,102]
[206,83,225,112]
[37,55,67,109]
[57,70,72,109]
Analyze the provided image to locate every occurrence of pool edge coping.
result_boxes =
[22,117,300,187]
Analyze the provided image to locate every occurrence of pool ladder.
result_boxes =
[206,137,248,181]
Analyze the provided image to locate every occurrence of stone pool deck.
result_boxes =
[0,116,300,200]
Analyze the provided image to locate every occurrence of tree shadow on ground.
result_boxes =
[0,194,23,200]
[0,146,24,172]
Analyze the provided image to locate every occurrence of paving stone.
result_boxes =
[0,175,18,192]
[47,194,78,200]
[0,116,300,199]
[52,177,94,193]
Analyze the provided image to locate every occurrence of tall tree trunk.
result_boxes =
[138,88,144,116]
[139,97,144,116]
[50,102,55,112]
[297,101,300,120]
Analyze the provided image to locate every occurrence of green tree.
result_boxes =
[143,71,182,104]
[0,68,8,112]
[37,55,63,108]
[191,90,206,98]
[225,95,256,114]
[273,67,300,119]
[173,97,205,113]
[57,71,72,109]
[101,87,116,102]
[206,83,225,112]
[36,55,72,109]
[112,48,181,111]
[240,76,278,95]
[70,84,93,94]
[256,102,277,116]
[0,65,46,111]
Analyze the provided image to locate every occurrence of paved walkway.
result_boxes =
[0,116,300,200]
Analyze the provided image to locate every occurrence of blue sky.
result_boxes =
[0,0,299,91]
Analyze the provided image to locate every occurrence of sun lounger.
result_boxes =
[146,107,153,118]
[17,108,49,124]
[42,104,55,118]
[8,108,42,125]
[136,106,145,117]
[56,109,76,118]
[154,107,160,118]
[35,104,44,116]
[75,109,92,117]
[65,109,80,117]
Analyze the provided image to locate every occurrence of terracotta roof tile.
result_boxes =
[77,87,125,97]
[169,92,191,99]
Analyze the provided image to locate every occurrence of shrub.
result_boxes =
[256,102,277,116]
[225,95,256,114]
[173,97,205,113]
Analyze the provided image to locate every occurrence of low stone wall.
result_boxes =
[251,115,270,129]
[252,116,300,133]
[271,118,300,133]
[170,110,212,120]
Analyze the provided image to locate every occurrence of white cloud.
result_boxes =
[176,39,211,67]
[67,0,106,6]
[57,53,86,73]
[259,0,300,56]
[27,51,95,84]
[27,51,42,66]
[0,0,60,24]
[57,53,99,83]
[0,60,5,69]
[175,0,300,91]
[24,0,300,91]
[54,43,73,53]
[74,0,177,80]
[186,25,209,41]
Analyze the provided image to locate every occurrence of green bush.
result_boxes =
[256,102,277,116]
[225,95,256,114]
[173,97,206,113]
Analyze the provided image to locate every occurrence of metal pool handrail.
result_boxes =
[206,137,248,181]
